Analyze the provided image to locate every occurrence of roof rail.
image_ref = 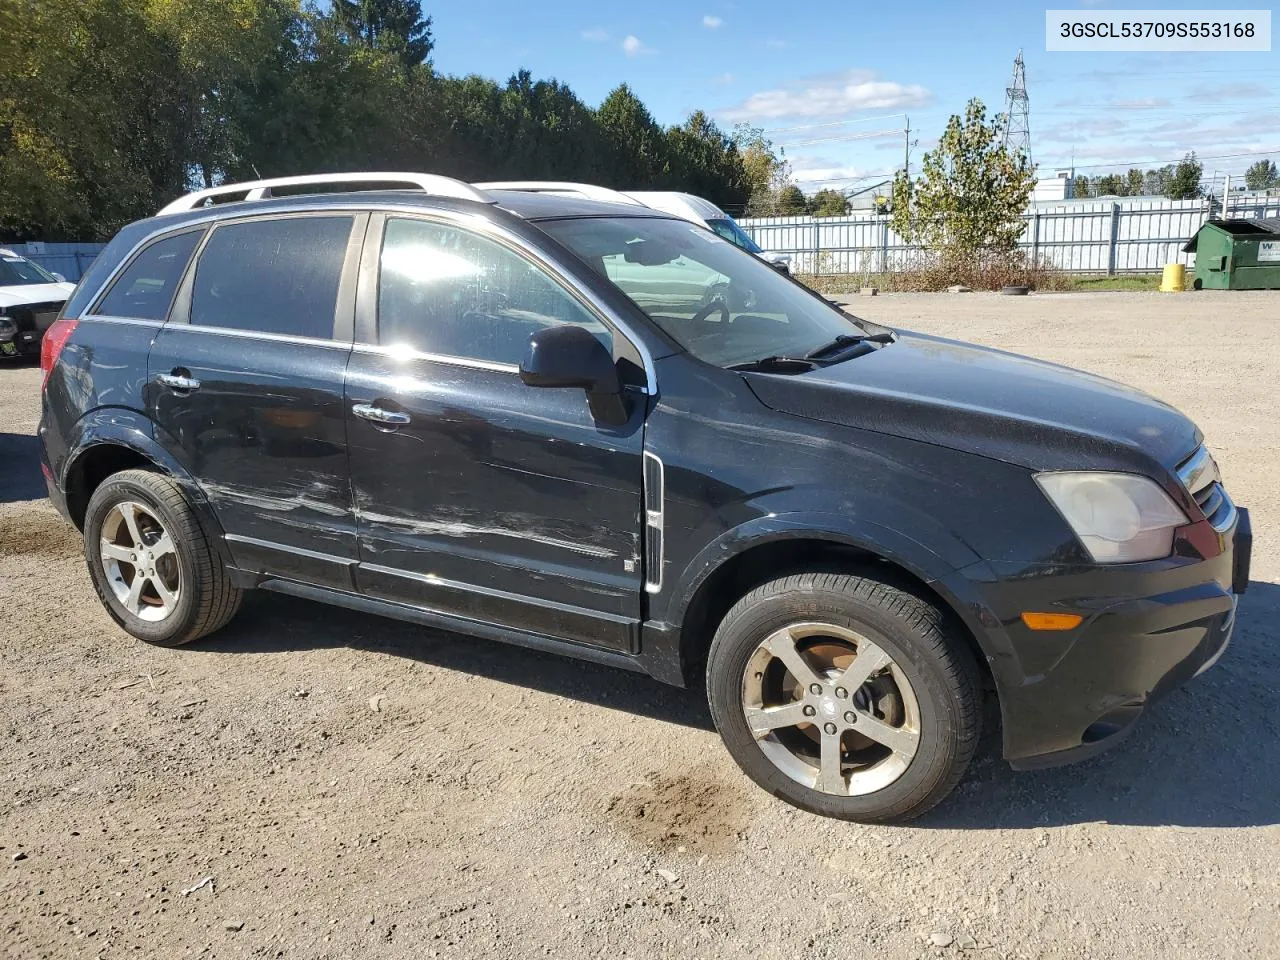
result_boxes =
[477,181,643,205]
[157,172,493,215]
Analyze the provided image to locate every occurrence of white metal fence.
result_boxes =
[740,196,1280,275]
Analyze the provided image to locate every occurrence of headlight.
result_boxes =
[1035,472,1187,563]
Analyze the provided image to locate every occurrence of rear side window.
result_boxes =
[96,231,202,321]
[377,217,610,364]
[189,216,353,339]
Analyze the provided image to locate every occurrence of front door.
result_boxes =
[344,215,646,651]
[148,212,364,590]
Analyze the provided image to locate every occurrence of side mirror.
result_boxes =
[52,272,66,283]
[521,325,628,425]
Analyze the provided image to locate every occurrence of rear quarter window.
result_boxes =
[95,230,203,321]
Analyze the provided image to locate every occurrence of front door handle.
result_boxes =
[156,371,201,392]
[352,402,411,426]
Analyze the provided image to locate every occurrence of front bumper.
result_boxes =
[943,507,1251,768]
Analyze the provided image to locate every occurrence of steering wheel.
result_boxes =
[692,297,729,324]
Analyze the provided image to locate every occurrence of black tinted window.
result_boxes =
[190,216,353,339]
[96,231,201,321]
[378,217,609,364]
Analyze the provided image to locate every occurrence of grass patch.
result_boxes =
[1066,274,1162,292]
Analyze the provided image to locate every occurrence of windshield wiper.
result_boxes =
[727,355,818,373]
[805,332,894,360]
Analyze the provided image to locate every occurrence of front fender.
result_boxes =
[659,506,982,632]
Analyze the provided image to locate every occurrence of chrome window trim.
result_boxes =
[350,341,518,374]
[174,323,355,351]
[80,314,164,328]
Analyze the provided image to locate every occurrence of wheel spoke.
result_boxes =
[816,726,845,794]
[744,701,811,739]
[100,541,135,563]
[119,503,144,548]
[854,712,919,759]
[836,641,893,692]
[761,627,822,688]
[151,574,178,611]
[151,533,176,559]
[123,572,146,614]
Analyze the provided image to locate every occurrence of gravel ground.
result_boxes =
[2,290,1277,960]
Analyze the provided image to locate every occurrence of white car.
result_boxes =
[621,191,792,273]
[478,182,792,273]
[0,249,75,360]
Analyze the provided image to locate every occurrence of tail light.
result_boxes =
[40,318,79,390]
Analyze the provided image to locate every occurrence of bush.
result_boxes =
[797,252,1071,295]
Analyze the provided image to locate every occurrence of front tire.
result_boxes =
[84,469,242,646]
[706,571,981,823]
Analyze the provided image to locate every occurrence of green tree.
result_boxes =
[1072,174,1090,199]
[1094,173,1125,196]
[596,84,669,187]
[1244,159,1279,190]
[1125,168,1145,196]
[731,123,789,215]
[776,184,808,215]
[664,111,749,211]
[330,0,433,70]
[807,188,849,217]
[1167,152,1203,200]
[889,98,1035,258]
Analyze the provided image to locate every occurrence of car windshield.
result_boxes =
[706,217,763,254]
[542,216,873,368]
[0,253,57,286]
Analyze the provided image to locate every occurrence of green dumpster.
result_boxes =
[1183,218,1280,290]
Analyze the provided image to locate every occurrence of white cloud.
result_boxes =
[713,72,736,86]
[703,15,723,29]
[1188,83,1271,102]
[622,35,656,57]
[720,69,932,121]
[581,27,609,42]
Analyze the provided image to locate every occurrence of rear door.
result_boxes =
[148,212,367,590]
[343,213,647,651]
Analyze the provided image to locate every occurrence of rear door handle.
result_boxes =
[156,371,201,392]
[352,402,411,426]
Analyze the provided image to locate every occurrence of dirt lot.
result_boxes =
[2,290,1278,960]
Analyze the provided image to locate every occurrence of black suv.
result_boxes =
[39,173,1251,822]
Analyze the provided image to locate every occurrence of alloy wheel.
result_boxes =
[741,621,921,796]
[99,501,181,622]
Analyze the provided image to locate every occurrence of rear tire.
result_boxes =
[84,469,242,646]
[706,571,981,823]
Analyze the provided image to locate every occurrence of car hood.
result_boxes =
[745,329,1199,473]
[0,282,75,308]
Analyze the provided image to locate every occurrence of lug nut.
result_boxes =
[809,683,823,696]
[823,722,838,735]
[835,686,848,698]
[802,705,816,717]
[844,711,857,724]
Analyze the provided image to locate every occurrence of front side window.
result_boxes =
[189,216,353,339]
[95,231,202,321]
[378,217,611,365]
[543,216,870,368]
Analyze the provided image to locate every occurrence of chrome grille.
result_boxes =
[1177,445,1236,533]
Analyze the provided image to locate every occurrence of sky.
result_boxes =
[431,0,1280,193]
